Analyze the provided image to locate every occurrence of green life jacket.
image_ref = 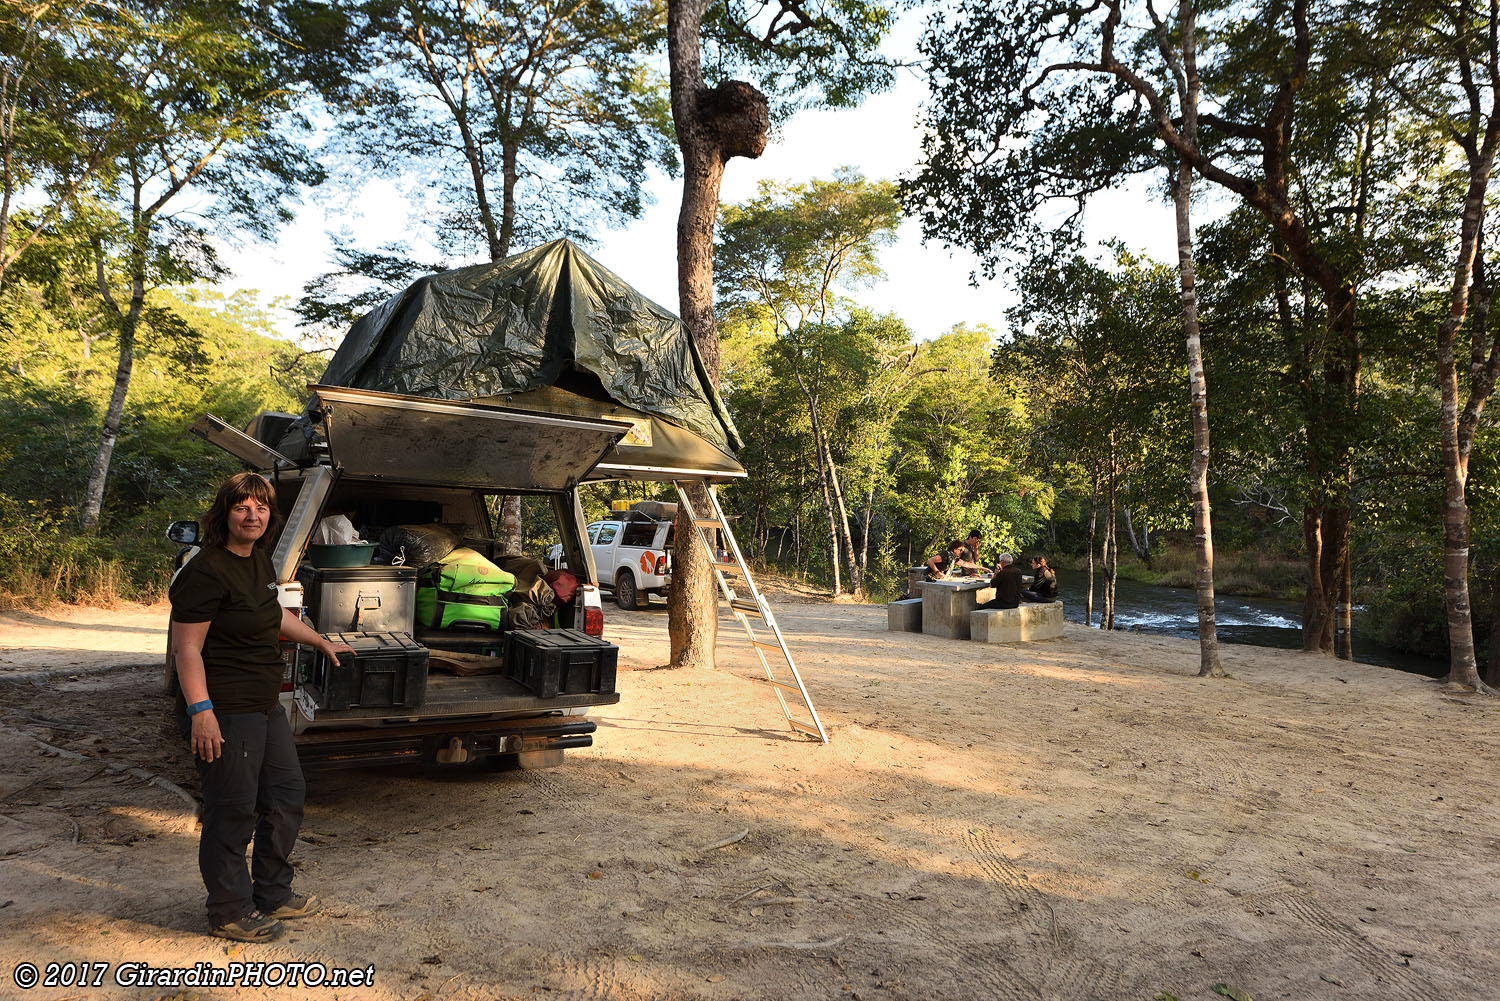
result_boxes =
[415,547,515,631]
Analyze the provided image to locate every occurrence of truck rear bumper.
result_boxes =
[294,714,598,769]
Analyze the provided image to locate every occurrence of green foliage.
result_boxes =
[697,0,901,120]
[0,280,321,605]
[300,0,678,324]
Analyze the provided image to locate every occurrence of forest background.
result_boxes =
[2,0,1497,677]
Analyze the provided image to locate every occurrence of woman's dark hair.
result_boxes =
[201,472,281,550]
[947,538,964,552]
[1033,556,1050,569]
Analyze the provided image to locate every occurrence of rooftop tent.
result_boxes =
[317,239,745,481]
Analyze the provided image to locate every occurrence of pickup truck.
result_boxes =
[549,504,674,609]
[166,385,626,770]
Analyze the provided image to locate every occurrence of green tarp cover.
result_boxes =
[318,239,742,458]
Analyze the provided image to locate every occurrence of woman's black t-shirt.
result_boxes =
[170,546,284,713]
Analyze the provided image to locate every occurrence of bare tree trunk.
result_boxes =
[79,304,139,533]
[804,401,842,594]
[79,194,147,534]
[1122,507,1151,564]
[823,440,862,594]
[1086,471,1098,627]
[818,455,842,595]
[793,460,803,571]
[860,479,876,574]
[1169,1,1222,677]
[665,0,768,668]
[1104,456,1117,630]
[1490,566,1500,686]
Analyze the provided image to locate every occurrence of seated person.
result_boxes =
[924,539,966,581]
[979,552,1026,609]
[918,543,966,582]
[961,529,991,574]
[1022,556,1058,602]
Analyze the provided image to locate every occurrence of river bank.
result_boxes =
[1050,570,1449,677]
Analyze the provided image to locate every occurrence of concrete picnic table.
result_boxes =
[920,577,996,640]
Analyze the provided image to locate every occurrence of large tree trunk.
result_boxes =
[1117,0,1360,659]
[1434,78,1500,691]
[1299,285,1359,658]
[665,0,768,668]
[1172,2,1222,678]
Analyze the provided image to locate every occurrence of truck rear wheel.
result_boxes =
[615,570,642,610]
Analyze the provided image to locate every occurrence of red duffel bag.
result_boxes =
[544,568,579,604]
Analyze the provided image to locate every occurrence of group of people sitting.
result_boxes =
[923,530,1058,610]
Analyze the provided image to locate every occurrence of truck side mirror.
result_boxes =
[167,520,200,545]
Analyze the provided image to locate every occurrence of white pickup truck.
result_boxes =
[550,504,674,609]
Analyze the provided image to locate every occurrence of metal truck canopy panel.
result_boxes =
[310,385,630,491]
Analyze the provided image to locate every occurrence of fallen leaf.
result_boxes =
[1154,993,1179,1001]
[1212,984,1252,1001]
[1320,974,1345,987]
[628,954,643,963]
[587,871,603,880]
[706,974,726,983]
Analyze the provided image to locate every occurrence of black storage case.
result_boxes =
[503,629,618,698]
[311,631,429,711]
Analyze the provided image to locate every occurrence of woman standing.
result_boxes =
[171,472,351,943]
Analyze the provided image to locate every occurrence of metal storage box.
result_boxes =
[309,631,428,711]
[298,565,418,634]
[503,629,618,698]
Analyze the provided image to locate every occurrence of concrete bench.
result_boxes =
[887,597,923,632]
[968,602,1065,643]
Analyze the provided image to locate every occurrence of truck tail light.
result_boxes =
[655,555,667,575]
[584,607,604,637]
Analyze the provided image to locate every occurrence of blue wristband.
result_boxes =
[186,699,213,716]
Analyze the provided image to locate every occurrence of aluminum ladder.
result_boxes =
[673,481,828,744]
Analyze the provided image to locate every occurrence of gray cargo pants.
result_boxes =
[181,707,305,926]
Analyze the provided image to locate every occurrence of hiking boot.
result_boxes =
[210,910,284,943]
[265,892,321,920]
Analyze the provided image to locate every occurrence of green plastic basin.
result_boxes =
[305,543,377,568]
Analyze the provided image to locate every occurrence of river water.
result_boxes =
[1053,570,1447,677]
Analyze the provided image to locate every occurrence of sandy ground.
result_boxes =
[0,594,1497,1001]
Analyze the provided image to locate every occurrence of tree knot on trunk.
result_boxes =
[701,80,769,161]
